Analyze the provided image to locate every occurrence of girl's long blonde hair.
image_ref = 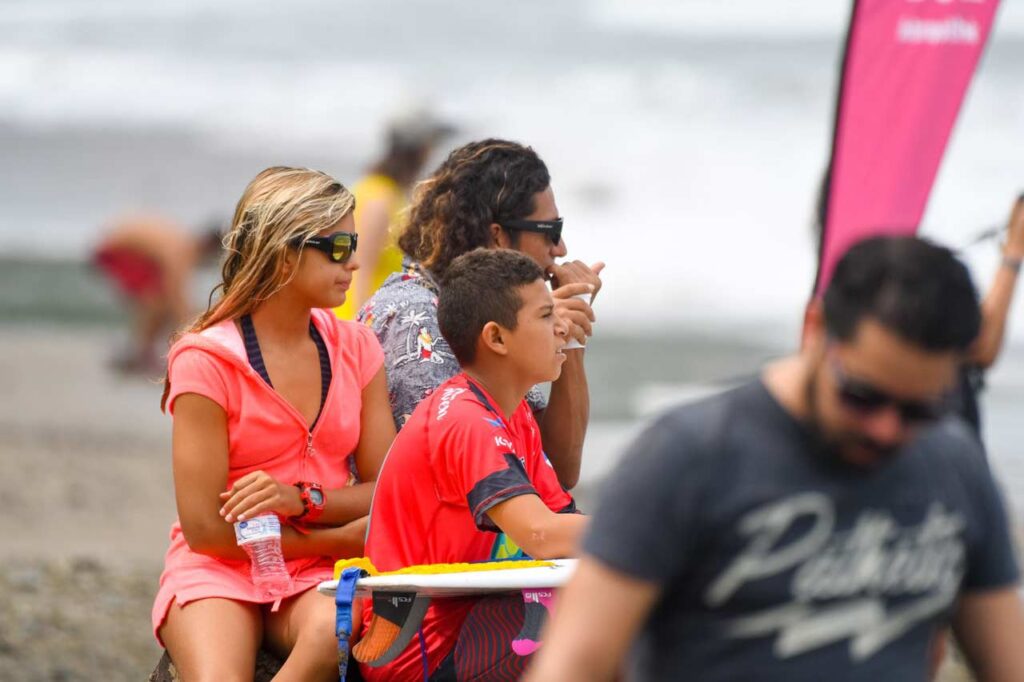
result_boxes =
[161,166,355,410]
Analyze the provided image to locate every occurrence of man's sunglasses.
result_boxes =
[499,218,563,246]
[829,357,946,425]
[290,231,358,263]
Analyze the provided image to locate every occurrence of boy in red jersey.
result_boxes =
[359,248,588,681]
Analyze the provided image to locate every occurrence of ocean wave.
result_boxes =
[0,45,412,154]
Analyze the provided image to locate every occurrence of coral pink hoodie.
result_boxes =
[151,308,383,642]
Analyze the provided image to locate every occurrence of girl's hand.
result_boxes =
[219,470,304,523]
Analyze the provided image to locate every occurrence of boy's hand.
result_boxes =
[219,470,304,522]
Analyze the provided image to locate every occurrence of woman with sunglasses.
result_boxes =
[153,166,396,680]
[359,138,603,491]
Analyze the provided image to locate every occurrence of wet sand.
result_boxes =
[0,326,172,681]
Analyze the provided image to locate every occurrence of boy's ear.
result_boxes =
[479,320,510,357]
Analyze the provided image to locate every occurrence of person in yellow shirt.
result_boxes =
[335,112,454,319]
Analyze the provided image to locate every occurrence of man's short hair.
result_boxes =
[824,235,980,352]
[438,248,545,365]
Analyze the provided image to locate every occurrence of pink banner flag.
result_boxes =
[816,0,1001,292]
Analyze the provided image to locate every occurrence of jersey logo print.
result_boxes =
[435,387,466,421]
[482,416,504,429]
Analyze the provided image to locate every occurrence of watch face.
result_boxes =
[308,489,324,505]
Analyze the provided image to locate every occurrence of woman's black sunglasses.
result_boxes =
[499,218,563,246]
[290,231,358,263]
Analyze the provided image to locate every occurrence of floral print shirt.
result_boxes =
[357,258,548,429]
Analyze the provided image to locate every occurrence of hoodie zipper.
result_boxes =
[180,319,338,469]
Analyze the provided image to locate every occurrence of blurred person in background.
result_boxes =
[358,138,604,490]
[154,167,396,681]
[951,194,1024,438]
[333,108,455,319]
[91,213,222,375]
[527,236,1024,682]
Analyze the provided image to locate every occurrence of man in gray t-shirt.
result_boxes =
[527,237,1024,681]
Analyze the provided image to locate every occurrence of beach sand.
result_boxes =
[0,326,172,681]
[0,324,974,681]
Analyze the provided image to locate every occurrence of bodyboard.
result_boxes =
[317,559,577,598]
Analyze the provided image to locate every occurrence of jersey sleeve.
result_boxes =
[166,347,231,414]
[582,410,707,583]
[432,411,539,532]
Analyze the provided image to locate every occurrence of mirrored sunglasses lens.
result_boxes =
[331,235,352,262]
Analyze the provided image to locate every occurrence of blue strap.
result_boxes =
[335,568,364,682]
[418,627,430,682]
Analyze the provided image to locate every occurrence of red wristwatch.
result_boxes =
[293,482,326,523]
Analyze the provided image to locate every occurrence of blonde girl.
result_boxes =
[153,167,395,680]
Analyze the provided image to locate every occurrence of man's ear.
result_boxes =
[802,298,826,355]
[491,223,511,248]
[479,320,510,357]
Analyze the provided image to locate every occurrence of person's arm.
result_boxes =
[538,261,604,489]
[970,197,1024,369]
[953,587,1024,681]
[160,247,195,326]
[172,392,239,556]
[536,347,588,490]
[352,364,396,482]
[353,197,392,310]
[485,494,587,560]
[950,429,1024,680]
[532,409,703,677]
[173,393,364,560]
[524,556,661,682]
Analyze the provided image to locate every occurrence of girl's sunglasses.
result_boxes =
[290,231,358,263]
[499,218,563,246]
[829,357,946,425]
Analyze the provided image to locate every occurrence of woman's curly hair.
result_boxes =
[398,139,550,280]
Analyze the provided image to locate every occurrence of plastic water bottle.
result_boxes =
[234,513,293,600]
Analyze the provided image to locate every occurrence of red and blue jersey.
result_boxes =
[361,372,574,680]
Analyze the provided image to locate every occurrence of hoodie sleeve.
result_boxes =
[352,322,385,389]
[167,347,231,414]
